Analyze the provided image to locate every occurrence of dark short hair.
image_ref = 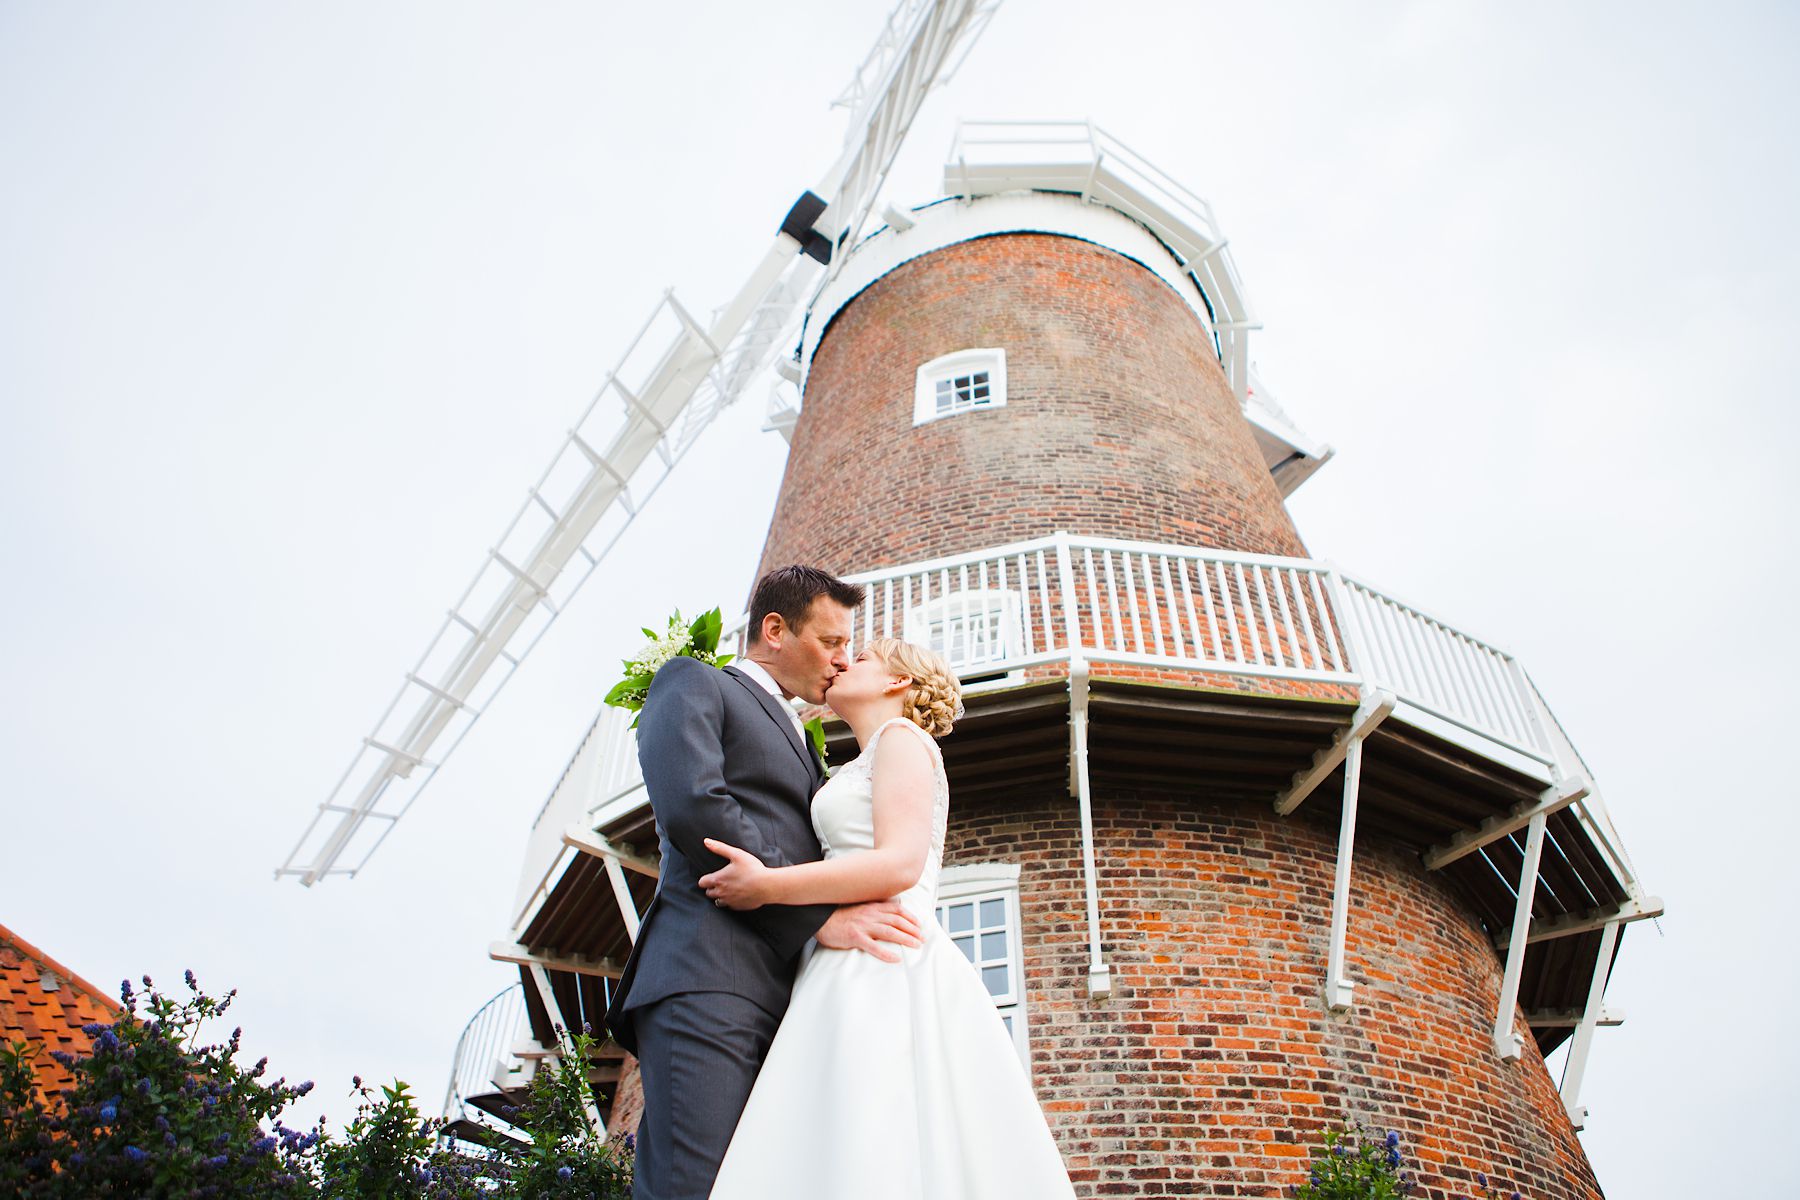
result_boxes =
[748,565,866,645]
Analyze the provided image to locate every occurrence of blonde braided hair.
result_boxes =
[863,637,963,738]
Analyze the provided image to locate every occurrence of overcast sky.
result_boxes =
[3,2,1795,1195]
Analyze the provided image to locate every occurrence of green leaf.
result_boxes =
[690,606,723,654]
[803,716,829,771]
[603,677,645,708]
[715,653,734,667]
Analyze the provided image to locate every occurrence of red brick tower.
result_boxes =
[744,127,1650,1198]
[759,231,1308,571]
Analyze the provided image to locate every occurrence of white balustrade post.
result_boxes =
[1494,810,1548,1060]
[1322,567,1371,688]
[1506,657,1557,765]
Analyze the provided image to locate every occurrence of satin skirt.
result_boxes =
[709,906,1076,1200]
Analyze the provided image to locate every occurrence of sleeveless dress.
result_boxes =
[709,717,1077,1199]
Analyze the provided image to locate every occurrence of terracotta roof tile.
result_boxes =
[1,923,122,1105]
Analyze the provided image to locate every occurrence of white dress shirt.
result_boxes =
[731,656,807,740]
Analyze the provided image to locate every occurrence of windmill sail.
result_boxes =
[278,0,1002,886]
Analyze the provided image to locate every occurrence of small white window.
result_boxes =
[914,348,1006,425]
[904,589,1023,675]
[936,864,1030,1068]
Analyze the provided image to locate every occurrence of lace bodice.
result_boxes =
[810,717,950,908]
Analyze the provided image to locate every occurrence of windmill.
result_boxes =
[277,0,1001,888]
[288,3,1657,1195]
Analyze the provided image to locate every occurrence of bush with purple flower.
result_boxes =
[0,970,318,1198]
[2,971,632,1199]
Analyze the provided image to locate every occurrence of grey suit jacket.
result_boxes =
[604,657,835,1054]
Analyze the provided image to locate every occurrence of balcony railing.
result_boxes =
[440,982,529,1138]
[842,534,1554,767]
[541,533,1562,848]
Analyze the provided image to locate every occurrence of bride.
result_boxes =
[696,637,1077,1199]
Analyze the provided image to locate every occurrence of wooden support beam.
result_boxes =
[1559,919,1622,1130]
[563,824,660,877]
[489,940,624,980]
[1491,893,1663,950]
[1324,733,1369,1012]
[1274,689,1394,816]
[1066,659,1110,998]
[1525,1004,1624,1029]
[1492,811,1547,1061]
[603,854,642,943]
[1424,776,1589,870]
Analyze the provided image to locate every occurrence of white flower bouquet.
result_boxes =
[604,607,733,725]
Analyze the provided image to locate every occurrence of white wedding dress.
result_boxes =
[710,716,1077,1200]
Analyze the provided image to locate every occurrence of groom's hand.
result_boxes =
[815,901,925,963]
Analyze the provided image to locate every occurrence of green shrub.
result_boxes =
[462,1026,633,1199]
[0,974,631,1199]
[1,973,317,1197]
[1293,1126,1415,1198]
[1291,1125,1527,1200]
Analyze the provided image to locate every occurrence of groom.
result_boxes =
[604,564,926,1200]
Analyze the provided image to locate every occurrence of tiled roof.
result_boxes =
[1,923,122,1103]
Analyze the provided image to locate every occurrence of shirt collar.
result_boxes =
[732,656,790,701]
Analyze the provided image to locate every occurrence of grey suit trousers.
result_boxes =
[631,991,781,1200]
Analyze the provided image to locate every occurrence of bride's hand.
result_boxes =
[698,839,775,910]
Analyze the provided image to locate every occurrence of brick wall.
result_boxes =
[945,789,1601,1199]
[756,233,1310,584]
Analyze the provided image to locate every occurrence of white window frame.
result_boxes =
[913,348,1007,426]
[903,588,1024,677]
[935,863,1030,1068]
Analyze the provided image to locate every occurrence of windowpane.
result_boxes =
[920,359,1001,420]
[935,879,1028,1070]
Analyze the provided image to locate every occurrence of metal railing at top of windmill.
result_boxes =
[440,982,529,1139]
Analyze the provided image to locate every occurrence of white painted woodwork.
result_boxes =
[1425,777,1590,871]
[1560,919,1622,1129]
[1493,811,1548,1060]
[489,941,624,980]
[1325,736,1365,1012]
[1275,688,1395,816]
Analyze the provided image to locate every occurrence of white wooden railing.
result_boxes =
[532,532,1562,845]
[1332,575,1549,766]
[841,534,1554,768]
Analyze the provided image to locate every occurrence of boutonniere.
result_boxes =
[604,606,733,727]
[803,716,831,777]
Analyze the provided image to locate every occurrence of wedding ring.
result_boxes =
[714,899,726,907]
